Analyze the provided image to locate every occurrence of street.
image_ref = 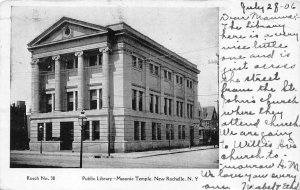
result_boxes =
[11,148,219,168]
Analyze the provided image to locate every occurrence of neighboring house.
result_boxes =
[28,17,200,153]
[10,101,29,150]
[198,106,218,145]
[202,106,218,130]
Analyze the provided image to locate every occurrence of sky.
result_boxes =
[10,4,219,111]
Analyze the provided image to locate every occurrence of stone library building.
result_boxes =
[28,17,200,153]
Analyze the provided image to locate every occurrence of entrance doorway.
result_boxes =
[190,126,194,147]
[60,122,74,150]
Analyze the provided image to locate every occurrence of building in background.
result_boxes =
[198,106,218,145]
[10,101,29,150]
[27,17,200,153]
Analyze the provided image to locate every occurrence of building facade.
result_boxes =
[28,17,200,153]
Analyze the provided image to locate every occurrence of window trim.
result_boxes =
[132,55,144,70]
[89,89,97,110]
[92,120,100,141]
[149,63,160,77]
[141,122,146,140]
[176,75,183,85]
[134,121,140,141]
[132,89,137,111]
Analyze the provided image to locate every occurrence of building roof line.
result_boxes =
[107,22,199,72]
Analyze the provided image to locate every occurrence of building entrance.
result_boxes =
[60,122,74,150]
[190,126,194,146]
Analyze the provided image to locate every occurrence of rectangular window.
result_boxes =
[46,94,52,113]
[171,125,174,140]
[98,89,102,109]
[187,104,190,118]
[92,121,100,140]
[154,66,159,76]
[164,70,167,78]
[166,124,170,140]
[168,72,172,80]
[45,123,52,141]
[176,101,179,116]
[155,95,159,113]
[180,102,183,117]
[187,103,193,118]
[152,122,156,140]
[176,75,183,84]
[186,80,193,88]
[98,54,102,66]
[139,91,143,111]
[178,125,181,140]
[134,121,139,140]
[178,125,185,140]
[141,122,146,140]
[89,55,97,66]
[166,124,174,140]
[149,64,153,74]
[37,123,44,141]
[132,55,137,67]
[83,121,90,141]
[168,99,172,115]
[67,92,73,111]
[132,89,137,110]
[90,90,97,110]
[164,98,167,115]
[199,130,203,138]
[150,94,154,113]
[157,123,161,140]
[74,58,78,68]
[138,58,143,69]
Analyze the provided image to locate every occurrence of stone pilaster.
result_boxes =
[145,61,150,112]
[31,58,40,113]
[184,76,187,118]
[173,71,176,116]
[43,123,46,141]
[96,89,100,110]
[52,55,62,112]
[73,91,76,111]
[160,68,164,114]
[100,47,111,109]
[51,93,55,112]
[194,81,198,119]
[89,121,93,140]
[75,51,84,111]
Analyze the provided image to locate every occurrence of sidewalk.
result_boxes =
[11,145,218,159]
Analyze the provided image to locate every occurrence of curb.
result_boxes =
[11,146,219,159]
[134,146,218,159]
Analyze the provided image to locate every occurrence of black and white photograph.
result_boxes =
[9,4,219,169]
[1,1,300,190]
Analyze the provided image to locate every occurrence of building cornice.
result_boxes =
[28,31,108,51]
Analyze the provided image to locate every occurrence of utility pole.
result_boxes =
[108,96,111,157]
[208,54,219,118]
[209,54,219,148]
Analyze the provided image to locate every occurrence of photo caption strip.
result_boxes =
[218,1,300,190]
